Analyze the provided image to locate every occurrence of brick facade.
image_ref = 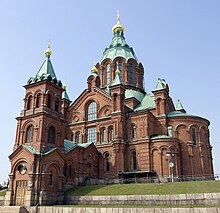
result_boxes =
[6,18,214,206]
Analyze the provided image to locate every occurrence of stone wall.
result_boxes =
[0,206,220,213]
[65,193,220,206]
[0,196,4,206]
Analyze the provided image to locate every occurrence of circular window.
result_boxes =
[17,164,27,175]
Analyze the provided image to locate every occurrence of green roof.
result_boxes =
[27,55,62,87]
[64,139,93,154]
[62,90,70,101]
[125,89,145,102]
[22,144,57,155]
[150,135,172,139]
[112,72,122,86]
[166,111,193,118]
[153,78,167,91]
[101,29,138,62]
[134,93,156,111]
[175,100,185,111]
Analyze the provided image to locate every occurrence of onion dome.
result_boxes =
[44,41,52,57]
[101,12,138,62]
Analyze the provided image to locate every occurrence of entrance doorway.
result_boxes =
[15,180,27,206]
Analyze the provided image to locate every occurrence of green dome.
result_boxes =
[101,30,138,62]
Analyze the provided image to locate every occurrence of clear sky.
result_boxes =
[0,0,219,183]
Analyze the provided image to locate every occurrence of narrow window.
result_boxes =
[68,165,72,178]
[87,127,96,143]
[128,63,133,84]
[48,126,55,144]
[36,94,42,108]
[191,128,196,145]
[47,94,52,109]
[132,125,136,139]
[102,129,107,142]
[75,131,81,143]
[48,171,53,186]
[109,128,114,142]
[168,126,173,137]
[105,153,110,172]
[106,64,111,85]
[87,102,97,121]
[27,95,33,110]
[133,151,137,170]
[55,98,59,112]
[70,132,74,141]
[26,125,34,143]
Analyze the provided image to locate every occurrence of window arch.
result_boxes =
[106,64,111,85]
[48,126,55,144]
[87,101,97,121]
[27,95,33,110]
[132,125,136,139]
[26,125,34,143]
[132,151,137,170]
[55,97,59,112]
[105,153,110,172]
[75,131,81,143]
[191,128,196,145]
[70,132,74,141]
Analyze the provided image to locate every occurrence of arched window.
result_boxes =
[36,93,42,108]
[101,128,106,143]
[68,164,72,178]
[132,151,137,170]
[105,153,110,172]
[106,64,111,85]
[26,125,34,143]
[128,63,133,84]
[191,128,196,145]
[109,127,114,142]
[27,95,33,110]
[87,101,97,121]
[48,126,55,144]
[47,94,52,109]
[168,126,173,137]
[75,131,81,143]
[55,98,59,112]
[48,171,53,186]
[132,125,136,139]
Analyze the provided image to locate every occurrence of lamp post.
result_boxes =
[166,153,174,182]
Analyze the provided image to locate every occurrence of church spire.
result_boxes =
[112,10,124,32]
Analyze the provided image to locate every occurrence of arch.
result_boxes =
[35,93,42,108]
[98,105,112,118]
[176,124,187,141]
[55,97,60,112]
[21,119,38,131]
[104,152,110,172]
[108,126,114,142]
[100,127,107,143]
[131,124,137,139]
[130,150,137,170]
[75,131,81,143]
[27,95,33,110]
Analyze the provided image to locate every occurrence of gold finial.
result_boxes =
[112,10,124,32]
[115,62,120,75]
[63,82,67,90]
[44,40,52,57]
[91,64,98,74]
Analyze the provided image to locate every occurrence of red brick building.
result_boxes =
[5,16,214,206]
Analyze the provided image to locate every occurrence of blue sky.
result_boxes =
[0,0,219,183]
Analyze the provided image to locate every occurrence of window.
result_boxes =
[26,125,34,143]
[75,131,81,143]
[168,126,173,137]
[36,94,42,108]
[132,151,137,170]
[70,132,74,141]
[132,125,136,139]
[48,126,55,144]
[87,127,96,143]
[87,102,97,121]
[128,63,133,84]
[191,128,196,145]
[48,171,53,186]
[27,95,33,110]
[109,128,114,142]
[47,94,52,109]
[68,164,72,178]
[55,98,59,112]
[105,153,110,172]
[101,128,107,143]
[106,64,111,85]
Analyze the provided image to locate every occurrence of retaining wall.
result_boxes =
[1,206,220,213]
[0,196,4,206]
[65,193,220,206]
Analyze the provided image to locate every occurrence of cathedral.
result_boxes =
[5,15,214,206]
